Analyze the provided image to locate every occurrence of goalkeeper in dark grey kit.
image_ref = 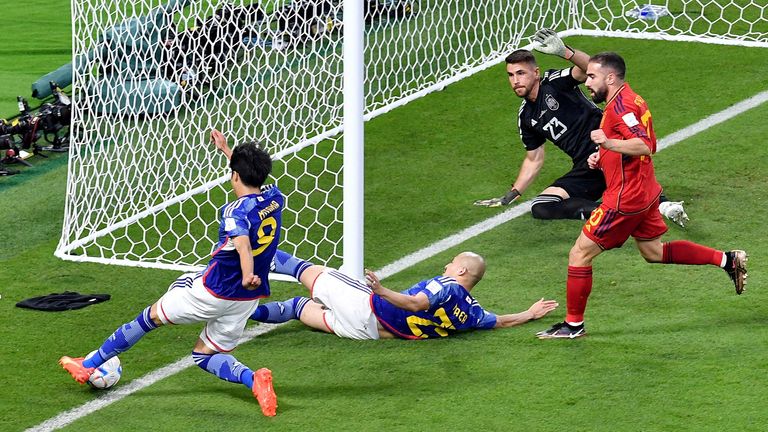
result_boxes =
[475,29,688,226]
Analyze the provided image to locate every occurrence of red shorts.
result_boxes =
[582,199,668,250]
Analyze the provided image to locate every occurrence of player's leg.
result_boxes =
[538,204,637,339]
[254,297,349,336]
[191,339,277,417]
[531,165,603,220]
[565,232,603,321]
[531,187,598,220]
[250,296,312,323]
[272,249,315,280]
[637,239,748,294]
[633,201,747,292]
[536,231,603,339]
[59,303,161,383]
[192,301,277,416]
[297,300,335,334]
[58,273,190,384]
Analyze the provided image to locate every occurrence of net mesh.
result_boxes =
[57,0,767,271]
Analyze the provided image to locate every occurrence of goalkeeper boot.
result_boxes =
[536,322,586,339]
[252,368,277,417]
[724,250,748,295]
[658,201,689,227]
[59,356,95,384]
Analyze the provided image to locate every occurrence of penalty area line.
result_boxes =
[26,89,768,432]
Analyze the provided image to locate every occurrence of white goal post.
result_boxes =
[56,0,767,275]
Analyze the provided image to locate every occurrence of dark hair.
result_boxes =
[589,52,626,80]
[505,49,537,66]
[230,141,272,188]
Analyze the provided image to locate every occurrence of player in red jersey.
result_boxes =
[536,52,749,339]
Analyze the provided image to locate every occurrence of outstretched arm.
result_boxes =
[365,269,429,312]
[532,28,589,82]
[511,146,545,195]
[493,298,558,328]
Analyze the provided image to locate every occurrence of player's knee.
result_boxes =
[530,203,554,219]
[568,244,586,265]
[148,303,165,327]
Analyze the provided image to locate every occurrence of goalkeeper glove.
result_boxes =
[473,189,521,208]
[532,28,571,59]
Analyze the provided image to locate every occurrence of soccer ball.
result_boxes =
[85,350,122,389]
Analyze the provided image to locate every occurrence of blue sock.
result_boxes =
[192,352,254,389]
[83,306,158,369]
[272,249,313,279]
[250,296,310,323]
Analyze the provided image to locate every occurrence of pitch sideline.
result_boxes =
[27,89,768,432]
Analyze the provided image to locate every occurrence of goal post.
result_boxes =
[56,0,767,274]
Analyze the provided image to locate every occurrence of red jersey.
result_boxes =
[597,83,662,213]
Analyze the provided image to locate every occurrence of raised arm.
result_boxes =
[493,298,558,328]
[532,28,590,82]
[365,269,429,312]
[211,128,233,160]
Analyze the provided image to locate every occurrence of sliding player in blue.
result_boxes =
[59,130,282,417]
[252,249,558,339]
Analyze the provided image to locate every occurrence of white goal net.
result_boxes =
[56,0,767,272]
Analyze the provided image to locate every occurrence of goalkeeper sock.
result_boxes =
[251,297,311,323]
[662,241,723,266]
[272,249,314,279]
[83,306,158,369]
[192,352,254,389]
[565,266,592,324]
[531,195,598,220]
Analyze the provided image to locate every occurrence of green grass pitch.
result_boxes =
[1,1,767,431]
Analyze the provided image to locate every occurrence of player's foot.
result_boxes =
[659,201,689,227]
[724,250,748,294]
[536,322,586,339]
[252,368,277,417]
[58,356,95,384]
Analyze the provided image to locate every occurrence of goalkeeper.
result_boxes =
[474,29,688,226]
[250,249,558,340]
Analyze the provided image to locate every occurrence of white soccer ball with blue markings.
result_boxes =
[85,350,122,389]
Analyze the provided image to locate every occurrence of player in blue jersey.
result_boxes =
[59,129,282,417]
[250,250,558,339]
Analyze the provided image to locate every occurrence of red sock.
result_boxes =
[565,266,592,323]
[662,241,723,266]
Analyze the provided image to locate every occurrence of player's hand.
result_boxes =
[587,151,600,169]
[527,298,559,320]
[211,129,233,159]
[242,273,262,290]
[473,189,521,207]
[532,28,568,58]
[590,129,609,147]
[364,269,383,292]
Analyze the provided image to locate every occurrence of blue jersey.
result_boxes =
[371,276,497,339]
[203,184,283,300]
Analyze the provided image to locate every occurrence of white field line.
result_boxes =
[26,90,768,432]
